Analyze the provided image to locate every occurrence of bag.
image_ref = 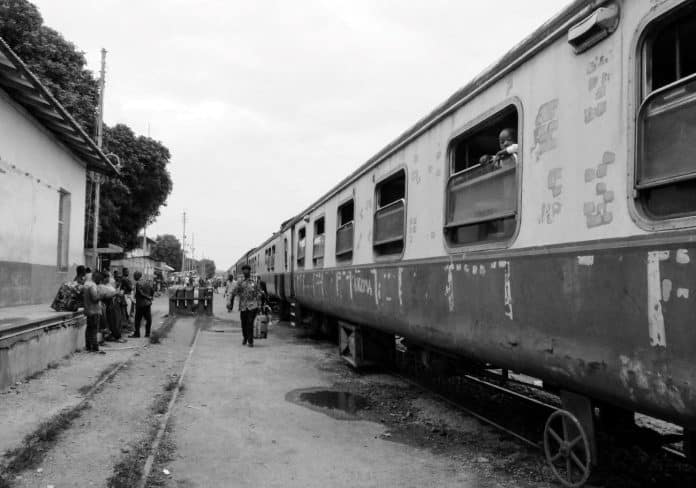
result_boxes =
[51,282,84,312]
[253,312,270,339]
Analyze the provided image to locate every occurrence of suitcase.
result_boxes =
[253,312,270,339]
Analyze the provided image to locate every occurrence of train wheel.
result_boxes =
[544,409,591,488]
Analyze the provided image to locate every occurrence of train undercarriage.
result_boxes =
[281,299,696,488]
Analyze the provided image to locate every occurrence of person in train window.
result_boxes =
[479,128,518,167]
[231,264,265,347]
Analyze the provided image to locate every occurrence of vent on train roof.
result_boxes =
[567,3,620,54]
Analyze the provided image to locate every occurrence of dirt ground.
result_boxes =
[2,293,692,487]
[157,302,555,488]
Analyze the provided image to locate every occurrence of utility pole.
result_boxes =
[92,48,107,269]
[191,233,195,274]
[181,211,187,273]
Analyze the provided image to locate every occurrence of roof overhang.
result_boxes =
[0,38,119,177]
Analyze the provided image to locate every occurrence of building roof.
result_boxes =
[0,38,119,176]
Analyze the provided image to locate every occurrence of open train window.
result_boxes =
[373,170,406,256]
[637,6,696,219]
[336,199,354,262]
[297,227,306,269]
[313,217,325,267]
[445,105,519,246]
[284,237,288,271]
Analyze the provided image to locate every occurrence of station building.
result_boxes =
[0,38,118,308]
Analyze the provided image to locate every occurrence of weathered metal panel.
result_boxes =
[293,240,696,428]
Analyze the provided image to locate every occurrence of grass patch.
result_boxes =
[146,427,177,487]
[0,402,91,483]
[77,362,122,396]
[149,315,176,345]
[107,377,182,488]
[23,370,44,382]
[21,360,63,384]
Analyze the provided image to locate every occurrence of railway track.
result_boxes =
[387,348,693,487]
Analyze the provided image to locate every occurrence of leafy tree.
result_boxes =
[150,234,182,272]
[97,124,173,248]
[0,0,99,133]
[199,259,216,279]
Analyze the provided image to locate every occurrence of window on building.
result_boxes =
[313,217,325,267]
[444,106,519,246]
[297,227,306,269]
[336,199,354,261]
[374,170,406,256]
[57,190,70,270]
[637,6,696,219]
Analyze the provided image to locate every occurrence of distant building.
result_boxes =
[111,234,174,281]
[0,39,118,307]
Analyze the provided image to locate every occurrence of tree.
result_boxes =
[0,0,99,133]
[96,124,173,248]
[199,259,216,279]
[150,234,182,272]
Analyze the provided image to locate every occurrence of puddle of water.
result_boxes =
[286,388,368,420]
[299,390,367,414]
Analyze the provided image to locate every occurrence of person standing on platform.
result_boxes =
[225,274,238,312]
[73,265,87,285]
[130,271,154,338]
[231,264,264,347]
[120,267,133,324]
[83,271,116,353]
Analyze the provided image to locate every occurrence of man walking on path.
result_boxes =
[231,264,264,347]
[83,271,116,353]
[130,271,154,338]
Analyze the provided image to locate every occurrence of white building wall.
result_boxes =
[0,88,87,306]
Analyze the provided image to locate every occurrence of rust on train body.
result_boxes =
[292,237,696,427]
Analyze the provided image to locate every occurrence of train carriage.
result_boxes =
[236,0,696,484]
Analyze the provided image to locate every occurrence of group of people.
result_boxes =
[224,264,266,348]
[74,265,155,353]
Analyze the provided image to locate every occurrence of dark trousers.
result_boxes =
[240,308,258,344]
[86,314,100,351]
[134,305,152,337]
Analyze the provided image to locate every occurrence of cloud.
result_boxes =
[34,0,569,268]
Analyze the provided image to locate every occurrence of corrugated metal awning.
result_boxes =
[0,38,119,176]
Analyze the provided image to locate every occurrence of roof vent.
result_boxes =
[567,4,620,54]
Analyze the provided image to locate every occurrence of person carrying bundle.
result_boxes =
[230,265,264,347]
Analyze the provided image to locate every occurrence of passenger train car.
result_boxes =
[235,1,696,484]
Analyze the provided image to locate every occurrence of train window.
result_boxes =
[336,199,354,261]
[445,105,518,246]
[271,245,276,272]
[637,7,696,219]
[374,170,406,256]
[313,217,325,267]
[284,238,288,271]
[297,227,306,269]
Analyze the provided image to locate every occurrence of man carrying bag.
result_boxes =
[230,264,264,347]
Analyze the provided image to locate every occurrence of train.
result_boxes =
[233,1,696,485]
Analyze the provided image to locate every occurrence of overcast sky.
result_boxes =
[34,0,567,270]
